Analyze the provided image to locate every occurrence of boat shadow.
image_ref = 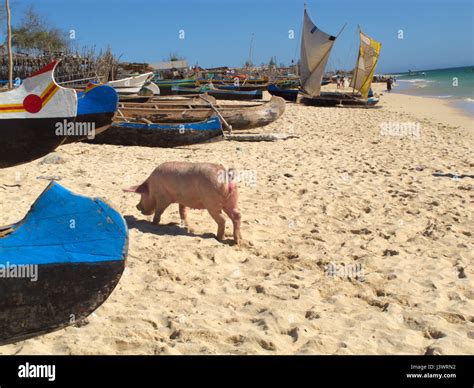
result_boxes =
[124,215,236,245]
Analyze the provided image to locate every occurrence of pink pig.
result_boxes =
[124,161,242,245]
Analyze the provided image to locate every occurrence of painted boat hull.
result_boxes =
[212,84,269,91]
[87,116,223,147]
[172,86,263,100]
[63,84,119,144]
[107,72,153,95]
[154,78,196,95]
[268,85,299,102]
[0,62,77,168]
[0,182,128,345]
[116,96,286,130]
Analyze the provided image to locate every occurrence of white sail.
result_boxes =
[300,9,336,97]
[350,31,381,99]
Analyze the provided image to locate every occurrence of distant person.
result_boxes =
[387,77,393,92]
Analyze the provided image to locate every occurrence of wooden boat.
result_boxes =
[0,182,128,345]
[199,76,268,85]
[0,61,77,168]
[213,83,269,91]
[107,72,153,95]
[63,83,118,144]
[172,86,263,100]
[153,77,196,95]
[268,84,299,102]
[300,92,379,107]
[119,94,217,109]
[119,95,152,103]
[87,115,223,148]
[116,96,286,130]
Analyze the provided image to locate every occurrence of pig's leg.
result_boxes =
[152,201,171,225]
[179,204,190,230]
[224,207,242,245]
[207,209,226,242]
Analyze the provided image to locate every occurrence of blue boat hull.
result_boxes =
[64,84,119,144]
[0,182,128,345]
[268,85,299,102]
[88,116,223,148]
[172,86,263,100]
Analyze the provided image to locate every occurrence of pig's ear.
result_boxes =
[123,183,148,194]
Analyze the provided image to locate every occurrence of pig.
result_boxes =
[123,161,242,245]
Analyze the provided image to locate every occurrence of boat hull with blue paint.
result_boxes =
[172,86,263,101]
[88,115,223,147]
[64,83,119,144]
[268,84,299,102]
[0,182,128,345]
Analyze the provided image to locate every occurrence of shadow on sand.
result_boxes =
[124,215,236,245]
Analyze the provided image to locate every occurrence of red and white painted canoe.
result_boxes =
[0,62,77,168]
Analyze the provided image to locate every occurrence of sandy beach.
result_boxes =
[0,85,472,355]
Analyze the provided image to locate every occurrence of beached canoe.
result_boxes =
[300,92,379,107]
[0,182,128,345]
[119,95,217,109]
[87,115,223,147]
[116,96,286,130]
[172,86,263,101]
[153,77,197,95]
[215,84,269,91]
[63,83,119,144]
[268,84,299,102]
[107,72,153,95]
[0,62,77,168]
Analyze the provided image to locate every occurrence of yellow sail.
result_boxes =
[350,31,381,99]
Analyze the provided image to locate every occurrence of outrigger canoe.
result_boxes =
[0,62,77,168]
[0,182,128,345]
[88,115,223,148]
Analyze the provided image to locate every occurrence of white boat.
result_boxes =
[107,72,154,95]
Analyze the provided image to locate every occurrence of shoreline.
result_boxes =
[391,81,474,121]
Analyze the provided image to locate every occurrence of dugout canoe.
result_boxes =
[0,182,128,345]
[87,115,223,147]
[0,61,77,168]
[116,95,286,130]
[63,83,119,144]
[268,84,299,102]
[171,86,263,101]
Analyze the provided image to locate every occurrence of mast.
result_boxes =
[352,25,361,95]
[248,33,254,67]
[6,0,13,88]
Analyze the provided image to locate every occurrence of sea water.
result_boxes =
[393,66,474,117]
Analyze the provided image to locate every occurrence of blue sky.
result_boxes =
[5,0,474,73]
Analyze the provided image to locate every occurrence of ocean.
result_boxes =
[393,66,474,117]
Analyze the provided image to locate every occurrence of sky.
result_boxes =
[4,0,474,73]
